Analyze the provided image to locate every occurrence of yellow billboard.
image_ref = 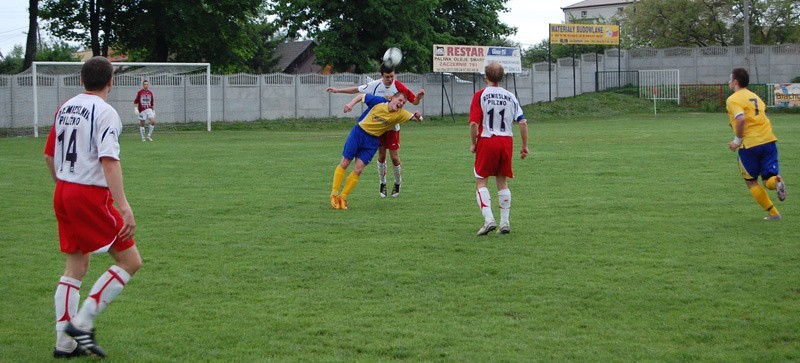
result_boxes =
[549,23,620,45]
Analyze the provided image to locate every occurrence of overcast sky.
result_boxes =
[0,0,575,57]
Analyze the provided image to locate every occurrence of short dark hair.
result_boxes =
[81,56,114,91]
[379,63,395,75]
[731,68,750,88]
[485,62,504,83]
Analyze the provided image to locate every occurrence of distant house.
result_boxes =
[74,49,127,62]
[562,0,634,23]
[273,40,321,74]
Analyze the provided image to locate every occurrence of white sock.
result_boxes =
[377,162,387,184]
[476,187,494,223]
[55,276,81,350]
[393,165,402,185]
[148,124,154,136]
[139,126,145,139]
[498,189,511,225]
[72,265,131,330]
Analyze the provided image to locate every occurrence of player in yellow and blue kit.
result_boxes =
[330,92,422,210]
[726,68,787,220]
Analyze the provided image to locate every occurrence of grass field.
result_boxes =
[1,96,799,361]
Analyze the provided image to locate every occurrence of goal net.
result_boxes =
[639,69,680,113]
[2,61,211,137]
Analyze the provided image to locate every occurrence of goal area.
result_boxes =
[13,61,211,137]
[639,69,680,114]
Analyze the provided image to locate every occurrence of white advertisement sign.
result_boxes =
[432,44,522,74]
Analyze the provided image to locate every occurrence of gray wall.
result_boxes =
[2,44,798,131]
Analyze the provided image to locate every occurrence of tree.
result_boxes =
[39,0,111,57]
[39,0,267,72]
[733,0,800,44]
[620,0,800,48]
[0,41,80,74]
[620,0,736,48]
[267,0,515,73]
[23,0,39,70]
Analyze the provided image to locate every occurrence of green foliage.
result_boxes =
[620,0,735,48]
[39,0,268,73]
[2,108,799,360]
[521,40,613,66]
[0,46,24,74]
[268,0,515,73]
[0,41,80,74]
[620,0,800,47]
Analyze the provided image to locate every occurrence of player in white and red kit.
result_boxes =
[469,62,529,236]
[327,63,425,198]
[134,79,156,141]
[44,57,142,358]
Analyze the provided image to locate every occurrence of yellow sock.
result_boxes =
[749,184,779,216]
[341,172,360,199]
[764,176,777,190]
[332,165,346,195]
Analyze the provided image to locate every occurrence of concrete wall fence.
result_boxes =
[1,44,798,129]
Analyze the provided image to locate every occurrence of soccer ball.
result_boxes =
[382,47,403,67]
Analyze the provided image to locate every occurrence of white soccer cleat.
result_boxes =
[764,214,782,221]
[147,136,153,141]
[476,221,497,236]
[497,223,510,235]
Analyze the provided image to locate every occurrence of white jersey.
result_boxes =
[471,86,525,138]
[358,79,398,98]
[49,93,123,187]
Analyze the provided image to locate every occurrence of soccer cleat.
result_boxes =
[53,345,90,359]
[64,323,106,358]
[391,183,400,197]
[497,223,510,234]
[775,175,786,201]
[764,214,782,221]
[141,138,146,142]
[147,136,153,141]
[476,221,497,236]
[379,183,387,198]
[330,194,340,209]
[338,196,348,210]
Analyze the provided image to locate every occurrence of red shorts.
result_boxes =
[53,180,135,254]
[474,136,514,178]
[378,130,401,150]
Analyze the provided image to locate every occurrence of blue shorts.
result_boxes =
[738,142,780,181]
[342,125,379,165]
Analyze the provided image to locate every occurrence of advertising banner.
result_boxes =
[774,83,800,107]
[549,23,620,45]
[432,44,522,74]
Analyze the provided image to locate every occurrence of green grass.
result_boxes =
[1,96,799,361]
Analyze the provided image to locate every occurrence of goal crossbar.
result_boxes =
[31,61,212,137]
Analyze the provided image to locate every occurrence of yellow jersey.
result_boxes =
[726,89,777,148]
[357,94,414,137]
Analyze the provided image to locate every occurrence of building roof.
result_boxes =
[562,0,633,10]
[274,40,317,73]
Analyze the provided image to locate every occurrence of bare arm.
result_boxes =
[101,157,136,241]
[728,114,746,151]
[518,120,529,159]
[343,94,365,113]
[45,155,56,182]
[410,88,426,105]
[327,86,360,94]
[469,122,480,154]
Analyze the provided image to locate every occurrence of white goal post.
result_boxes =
[31,61,211,137]
[639,69,680,114]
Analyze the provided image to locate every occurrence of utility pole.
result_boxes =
[744,0,750,68]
